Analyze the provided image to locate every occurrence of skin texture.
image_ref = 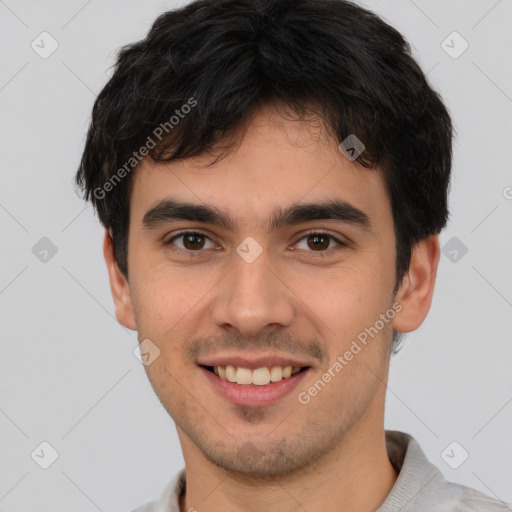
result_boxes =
[104,105,440,512]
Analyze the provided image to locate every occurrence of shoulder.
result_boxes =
[381,431,511,512]
[457,486,512,512]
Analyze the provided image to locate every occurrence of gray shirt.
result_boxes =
[131,430,511,511]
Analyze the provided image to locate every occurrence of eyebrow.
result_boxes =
[141,198,372,233]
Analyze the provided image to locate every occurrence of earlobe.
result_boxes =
[392,234,440,333]
[103,229,137,331]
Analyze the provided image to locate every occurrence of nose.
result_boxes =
[210,245,295,339]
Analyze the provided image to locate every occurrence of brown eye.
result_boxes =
[294,231,345,255]
[182,233,205,250]
[166,232,216,252]
[306,234,330,251]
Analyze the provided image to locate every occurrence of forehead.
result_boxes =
[129,107,391,233]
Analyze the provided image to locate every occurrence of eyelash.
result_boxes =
[164,230,347,258]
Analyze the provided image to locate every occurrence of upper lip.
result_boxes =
[197,353,313,370]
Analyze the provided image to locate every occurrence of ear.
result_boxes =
[103,229,137,331]
[392,234,440,333]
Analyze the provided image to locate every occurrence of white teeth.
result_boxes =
[212,365,306,385]
[235,367,253,385]
[225,365,237,382]
[252,367,271,386]
[269,366,283,382]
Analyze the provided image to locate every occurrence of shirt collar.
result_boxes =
[376,430,446,511]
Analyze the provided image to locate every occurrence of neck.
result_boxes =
[178,425,398,512]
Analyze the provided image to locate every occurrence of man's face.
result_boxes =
[122,107,401,476]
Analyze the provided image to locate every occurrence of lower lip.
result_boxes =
[200,366,311,407]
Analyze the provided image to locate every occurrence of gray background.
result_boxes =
[0,0,511,510]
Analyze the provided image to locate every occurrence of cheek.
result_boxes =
[130,261,221,347]
[290,256,392,341]
[133,276,184,330]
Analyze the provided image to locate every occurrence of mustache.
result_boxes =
[185,331,326,365]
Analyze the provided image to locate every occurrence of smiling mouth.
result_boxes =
[201,364,310,386]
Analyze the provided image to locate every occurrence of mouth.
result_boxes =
[200,364,310,385]
[198,361,312,407]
